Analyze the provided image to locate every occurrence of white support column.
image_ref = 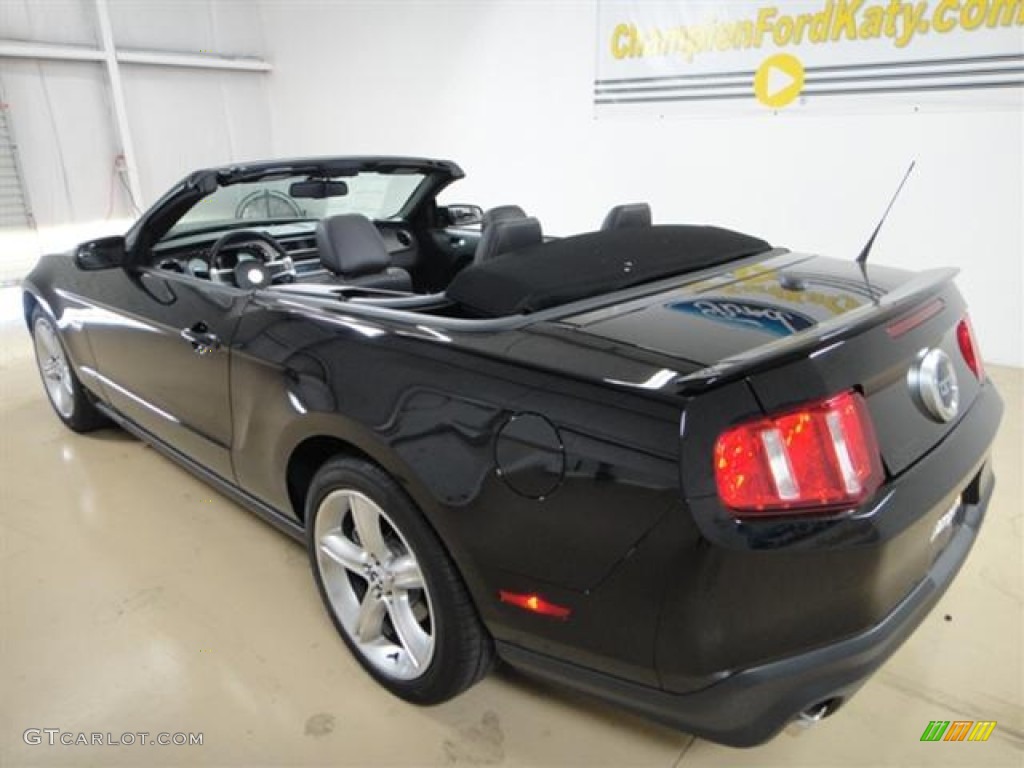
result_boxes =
[0,13,271,218]
[93,0,144,211]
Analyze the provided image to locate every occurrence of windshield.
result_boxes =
[164,171,427,239]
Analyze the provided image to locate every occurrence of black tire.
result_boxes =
[30,307,108,433]
[306,456,493,704]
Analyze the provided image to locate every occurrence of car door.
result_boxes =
[81,265,246,480]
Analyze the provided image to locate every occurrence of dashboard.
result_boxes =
[150,220,420,284]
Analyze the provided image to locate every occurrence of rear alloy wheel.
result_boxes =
[307,457,492,704]
[31,308,107,432]
[316,488,436,677]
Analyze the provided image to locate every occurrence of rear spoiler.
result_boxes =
[676,267,959,395]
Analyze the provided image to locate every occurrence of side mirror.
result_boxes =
[443,204,483,227]
[75,236,128,271]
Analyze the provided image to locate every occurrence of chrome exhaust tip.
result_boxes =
[797,702,831,726]
[786,698,842,734]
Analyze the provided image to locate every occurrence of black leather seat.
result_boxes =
[473,205,528,264]
[315,214,412,291]
[602,203,652,230]
[481,205,527,229]
[474,216,543,264]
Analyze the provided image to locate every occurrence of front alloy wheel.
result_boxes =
[31,308,107,432]
[307,457,492,704]
[33,314,74,420]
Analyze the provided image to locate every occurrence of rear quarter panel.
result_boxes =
[228,293,689,682]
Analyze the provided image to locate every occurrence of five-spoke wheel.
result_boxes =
[31,308,107,432]
[314,489,436,679]
[307,457,493,704]
[33,314,74,419]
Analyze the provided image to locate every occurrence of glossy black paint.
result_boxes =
[501,454,995,746]
[21,158,1003,745]
[494,412,565,500]
[75,235,128,270]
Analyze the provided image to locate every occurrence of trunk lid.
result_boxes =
[562,252,897,367]
[561,251,982,477]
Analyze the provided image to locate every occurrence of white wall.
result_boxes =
[260,0,1023,367]
[2,0,1020,364]
[107,0,274,203]
[1,58,122,225]
[0,0,272,279]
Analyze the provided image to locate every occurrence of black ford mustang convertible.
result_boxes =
[23,156,1002,746]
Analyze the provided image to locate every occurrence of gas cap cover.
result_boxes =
[494,413,565,499]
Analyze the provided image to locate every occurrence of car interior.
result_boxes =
[152,192,626,280]
[147,191,767,322]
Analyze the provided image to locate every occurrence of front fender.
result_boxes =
[22,255,102,383]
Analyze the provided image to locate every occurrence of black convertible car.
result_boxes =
[23,156,1002,746]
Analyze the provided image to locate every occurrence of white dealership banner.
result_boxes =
[595,0,1024,115]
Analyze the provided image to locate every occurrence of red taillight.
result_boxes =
[714,391,883,516]
[956,315,984,381]
[498,590,571,619]
[886,298,944,338]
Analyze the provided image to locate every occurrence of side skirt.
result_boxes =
[94,401,305,543]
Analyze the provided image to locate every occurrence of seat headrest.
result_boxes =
[482,205,527,229]
[602,203,652,231]
[474,216,543,264]
[316,214,391,277]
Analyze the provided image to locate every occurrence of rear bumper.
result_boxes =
[499,463,992,746]
[498,383,1002,747]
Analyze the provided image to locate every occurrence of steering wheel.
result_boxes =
[208,230,296,287]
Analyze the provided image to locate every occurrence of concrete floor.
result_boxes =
[1,284,1021,767]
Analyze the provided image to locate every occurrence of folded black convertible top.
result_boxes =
[446,225,772,317]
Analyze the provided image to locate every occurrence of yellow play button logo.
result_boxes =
[754,54,805,109]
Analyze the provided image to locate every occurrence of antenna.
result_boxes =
[856,161,916,265]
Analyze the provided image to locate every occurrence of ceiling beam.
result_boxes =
[0,39,271,72]
[117,50,271,72]
[0,41,105,62]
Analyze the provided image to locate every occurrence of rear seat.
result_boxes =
[473,216,543,264]
[602,203,652,230]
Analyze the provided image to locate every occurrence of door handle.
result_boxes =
[449,236,466,248]
[180,322,220,355]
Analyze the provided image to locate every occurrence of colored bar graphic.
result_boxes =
[921,721,949,741]
[920,720,997,742]
[967,721,997,742]
[944,721,973,741]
